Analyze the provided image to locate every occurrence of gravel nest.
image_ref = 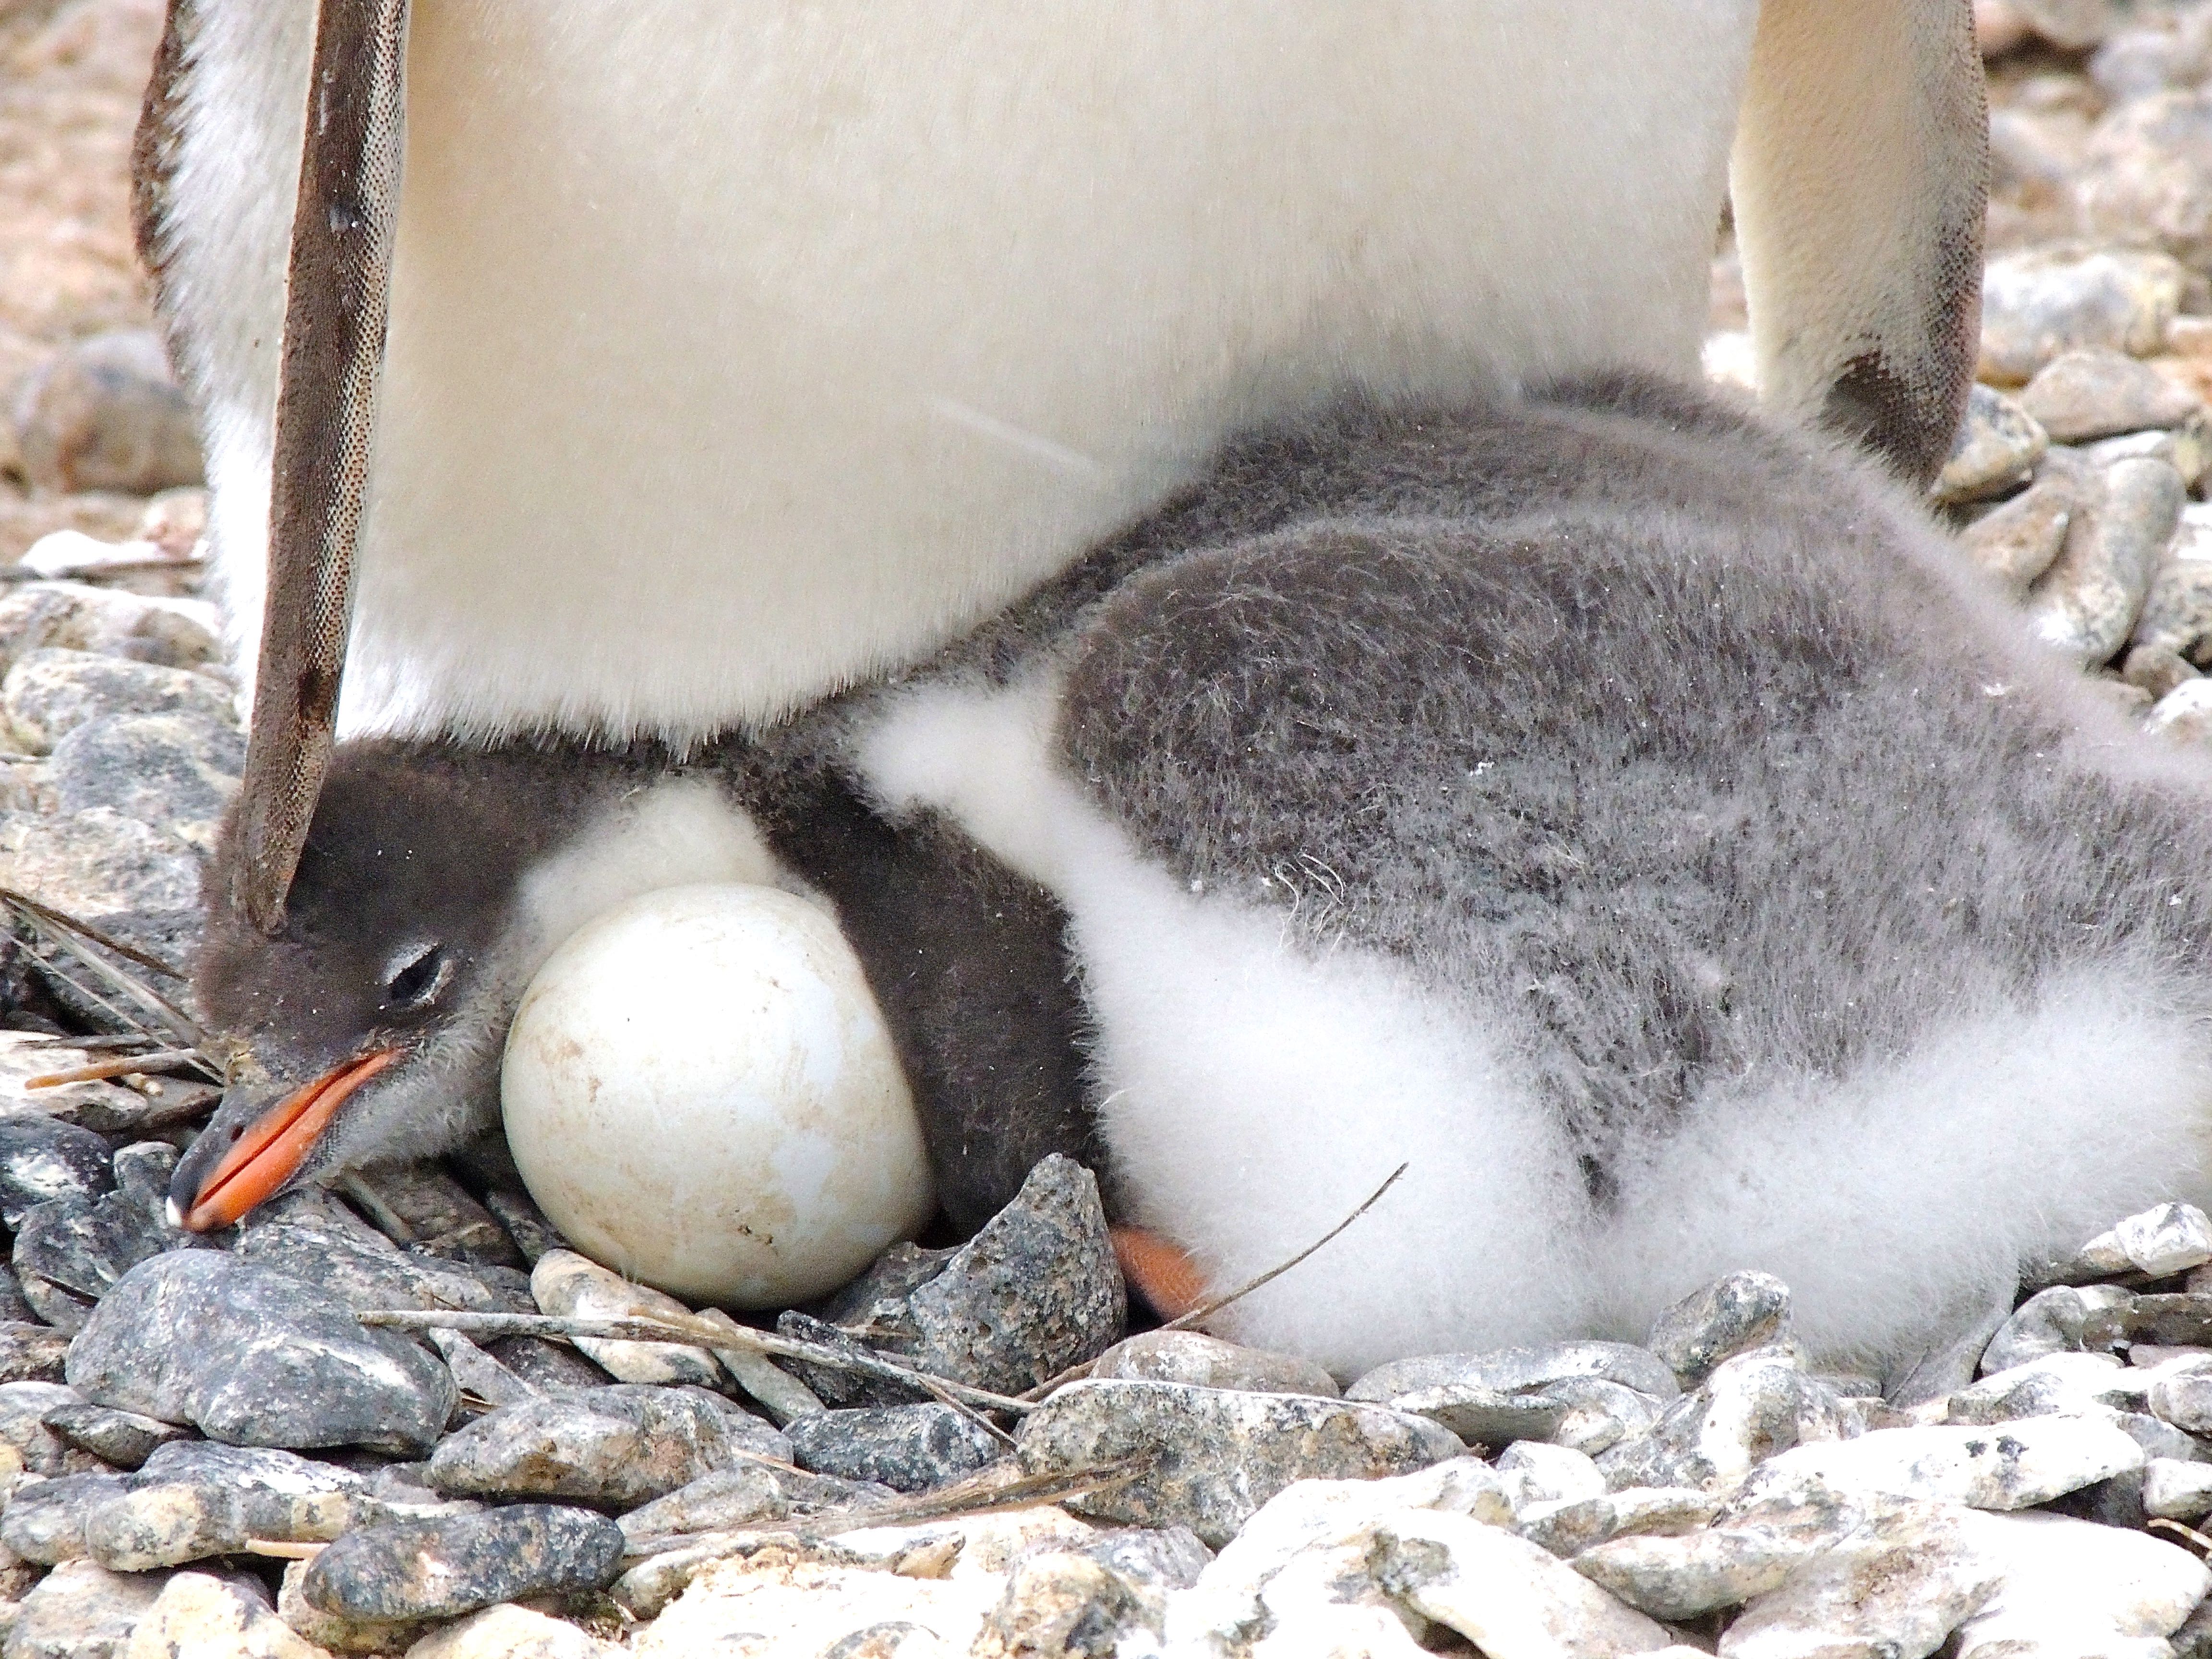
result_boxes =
[12,1,2212,1656]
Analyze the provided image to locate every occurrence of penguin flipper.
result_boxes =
[1731,0,1986,485]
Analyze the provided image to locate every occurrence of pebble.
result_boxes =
[333,1166,523,1271]
[2138,560,2212,668]
[276,1558,429,1658]
[1984,1284,2134,1373]
[47,715,240,850]
[0,1329,70,1388]
[2017,346,2205,442]
[0,1383,99,1476]
[527,1251,724,1390]
[0,584,218,681]
[405,1603,618,1659]
[1952,1507,2211,1657]
[5,1559,168,1659]
[0,808,204,967]
[784,1404,1004,1494]
[842,1154,1126,1398]
[1933,384,2050,504]
[1741,1415,2145,1512]
[233,1197,532,1319]
[0,1119,113,1230]
[617,1462,896,1543]
[1979,245,2186,385]
[2027,455,2186,663]
[1,651,233,758]
[79,1442,375,1572]
[7,331,203,497]
[427,1384,788,1509]
[1515,1486,1721,1559]
[1496,1440,1608,1511]
[2148,1364,2212,1432]
[1572,1525,1805,1623]
[65,1251,457,1456]
[302,1504,625,1624]
[686,1307,825,1425]
[977,1546,1173,1659]
[2144,1455,2212,1518]
[1368,1510,1676,1657]
[1960,477,2077,589]
[2079,412,2212,489]
[1014,1379,1464,1547]
[39,1406,186,1472]
[1345,1342,1677,1452]
[2084,1291,2212,1349]
[2078,90,2212,270]
[121,1571,328,1659]
[1163,1462,1516,1658]
[1598,1350,1850,1498]
[2114,1201,2212,1274]
[1947,1352,2144,1424]
[1644,1272,1791,1391]
[15,1167,206,1323]
[2123,641,2200,699]
[423,1329,535,1414]
[1090,1330,1339,1397]
[1,1473,130,1564]
[1719,1500,1996,1659]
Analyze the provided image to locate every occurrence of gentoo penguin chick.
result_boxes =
[852,371,2212,1379]
[171,739,1096,1237]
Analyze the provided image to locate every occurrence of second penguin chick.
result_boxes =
[854,373,2212,1378]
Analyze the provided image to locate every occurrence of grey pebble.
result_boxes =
[480,1187,567,1266]
[1978,245,2185,385]
[849,1154,1126,1398]
[64,1250,456,1455]
[1014,1378,1463,1548]
[39,1405,188,1472]
[0,1383,95,1476]
[2027,454,2186,663]
[0,1119,113,1230]
[0,1473,129,1564]
[302,1503,624,1623]
[424,1328,537,1412]
[335,1166,524,1270]
[480,1335,613,1395]
[1983,1284,2135,1373]
[427,1383,788,1509]
[1,651,232,757]
[2123,642,2200,697]
[0,1326,70,1387]
[232,1193,534,1317]
[2016,346,2203,442]
[1645,1270,1791,1390]
[1345,1341,1677,1449]
[8,330,203,497]
[1959,476,2076,590]
[1090,1330,1340,1397]
[48,714,240,843]
[2135,557,2212,665]
[784,1404,1004,1495]
[2079,89,2212,270]
[0,582,218,680]
[1933,384,2050,505]
[618,1462,896,1544]
[2,1557,168,1659]
[80,1441,370,1571]
[1598,1350,1850,1497]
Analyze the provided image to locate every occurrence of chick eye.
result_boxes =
[382,943,451,1010]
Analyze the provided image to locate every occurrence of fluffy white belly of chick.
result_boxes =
[165,0,1756,741]
[856,678,2212,1381]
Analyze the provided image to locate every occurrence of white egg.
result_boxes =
[501,882,934,1307]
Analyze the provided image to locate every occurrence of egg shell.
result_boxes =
[501,882,934,1307]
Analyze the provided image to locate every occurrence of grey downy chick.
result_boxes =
[850,370,2212,1378]
[171,737,1097,1238]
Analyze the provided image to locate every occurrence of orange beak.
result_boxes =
[180,1049,400,1231]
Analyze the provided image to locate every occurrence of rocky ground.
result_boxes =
[10,0,2212,1655]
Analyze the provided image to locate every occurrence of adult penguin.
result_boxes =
[132,0,1985,937]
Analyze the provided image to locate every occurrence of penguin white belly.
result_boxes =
[164,0,1758,742]
[855,678,2212,1379]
